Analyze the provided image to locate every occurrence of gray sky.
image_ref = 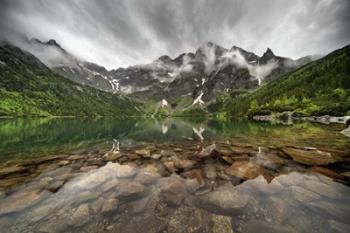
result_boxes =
[0,0,349,69]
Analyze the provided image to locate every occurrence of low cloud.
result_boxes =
[0,0,349,69]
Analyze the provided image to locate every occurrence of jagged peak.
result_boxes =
[29,38,64,50]
[46,39,60,47]
[263,48,275,57]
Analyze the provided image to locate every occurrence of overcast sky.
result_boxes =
[0,0,349,69]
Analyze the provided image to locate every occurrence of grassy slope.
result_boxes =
[0,43,141,117]
[221,44,350,117]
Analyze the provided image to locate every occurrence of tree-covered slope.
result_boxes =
[0,43,142,117]
[220,44,350,117]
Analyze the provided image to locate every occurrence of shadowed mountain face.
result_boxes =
[0,42,141,117]
[17,38,317,107]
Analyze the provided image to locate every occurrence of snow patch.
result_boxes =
[191,91,205,106]
[160,99,169,108]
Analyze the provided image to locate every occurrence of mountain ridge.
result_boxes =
[0,42,142,117]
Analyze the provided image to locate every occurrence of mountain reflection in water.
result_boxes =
[0,117,350,232]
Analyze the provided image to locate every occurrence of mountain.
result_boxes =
[25,38,119,93]
[0,42,141,117]
[218,44,350,117]
[18,39,314,113]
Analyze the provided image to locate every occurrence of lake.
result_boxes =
[0,117,350,232]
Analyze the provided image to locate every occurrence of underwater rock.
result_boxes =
[225,160,272,181]
[196,144,217,159]
[290,186,320,202]
[175,159,197,170]
[101,198,119,214]
[160,178,187,206]
[282,146,337,165]
[117,181,145,200]
[197,182,249,214]
[0,166,28,178]
[135,149,151,158]
[0,189,49,216]
[212,214,233,233]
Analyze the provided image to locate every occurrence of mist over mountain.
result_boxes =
[6,36,319,112]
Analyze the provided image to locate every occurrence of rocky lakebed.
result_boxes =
[0,139,350,233]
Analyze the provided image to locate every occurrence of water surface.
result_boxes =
[0,117,349,233]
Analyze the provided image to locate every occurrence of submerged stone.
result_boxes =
[225,160,272,181]
[0,189,49,216]
[160,178,187,206]
[282,146,337,165]
[289,186,320,203]
[212,214,233,233]
[197,182,249,214]
[0,166,28,178]
[117,181,145,199]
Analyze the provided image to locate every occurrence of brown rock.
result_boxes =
[198,183,249,213]
[105,152,122,161]
[160,178,187,206]
[0,189,49,215]
[127,196,150,214]
[0,176,27,190]
[175,159,197,170]
[101,198,119,214]
[182,169,204,184]
[221,156,234,164]
[161,149,177,157]
[101,178,119,192]
[135,172,160,185]
[308,166,340,179]
[89,197,105,214]
[230,145,257,155]
[282,146,337,165]
[114,164,136,178]
[118,181,145,199]
[204,164,217,179]
[127,153,140,160]
[32,154,68,165]
[212,214,233,233]
[135,149,151,158]
[58,160,70,166]
[225,160,272,181]
[0,166,28,178]
[163,161,177,173]
[80,165,98,172]
[151,153,162,160]
[70,204,90,226]
[185,178,204,194]
[196,144,218,159]
[67,155,85,160]
[47,180,65,192]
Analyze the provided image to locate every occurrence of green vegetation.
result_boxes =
[218,44,350,117]
[0,44,141,117]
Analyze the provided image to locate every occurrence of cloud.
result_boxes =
[0,0,349,69]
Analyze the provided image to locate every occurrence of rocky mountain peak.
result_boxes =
[262,48,275,58]
[46,39,61,47]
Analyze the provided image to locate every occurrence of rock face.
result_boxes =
[197,183,249,214]
[282,147,337,165]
